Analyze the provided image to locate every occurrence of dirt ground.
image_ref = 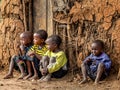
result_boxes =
[0,70,120,90]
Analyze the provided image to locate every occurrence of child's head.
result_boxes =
[20,31,33,46]
[33,29,48,45]
[91,40,104,56]
[45,35,62,52]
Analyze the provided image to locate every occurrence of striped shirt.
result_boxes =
[30,45,48,56]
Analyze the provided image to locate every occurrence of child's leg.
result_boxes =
[80,63,88,84]
[42,56,49,75]
[38,56,49,81]
[42,74,52,81]
[3,55,16,79]
[94,62,104,84]
[49,57,56,64]
[43,56,49,68]
[17,60,27,79]
[24,61,32,79]
[30,56,41,80]
[40,56,49,74]
[30,61,39,80]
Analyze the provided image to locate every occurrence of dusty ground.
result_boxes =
[0,70,120,90]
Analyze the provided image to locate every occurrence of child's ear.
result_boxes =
[41,39,45,42]
[54,44,57,47]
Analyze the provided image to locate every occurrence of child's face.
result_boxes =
[45,38,57,52]
[33,33,44,45]
[91,43,103,56]
[20,34,30,45]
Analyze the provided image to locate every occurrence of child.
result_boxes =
[80,40,111,84]
[39,35,68,81]
[25,29,48,80]
[3,31,33,79]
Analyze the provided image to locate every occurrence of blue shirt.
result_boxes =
[19,45,33,60]
[14,45,33,63]
[84,52,111,73]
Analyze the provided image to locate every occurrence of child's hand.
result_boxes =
[86,58,92,63]
[41,68,48,75]
[92,61,96,65]
[19,45,26,55]
[92,60,99,65]
[27,51,35,56]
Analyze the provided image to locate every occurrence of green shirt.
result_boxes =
[45,50,67,73]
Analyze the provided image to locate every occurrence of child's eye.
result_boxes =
[92,48,97,50]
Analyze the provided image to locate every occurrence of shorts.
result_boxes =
[52,68,68,78]
[85,63,107,81]
[13,55,27,73]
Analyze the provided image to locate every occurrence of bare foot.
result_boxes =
[79,79,88,84]
[94,80,100,85]
[3,74,13,79]
[23,74,32,80]
[38,76,46,82]
[30,75,39,81]
[18,73,27,79]
[42,74,51,82]
[93,82,99,85]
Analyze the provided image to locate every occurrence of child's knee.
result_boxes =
[42,56,49,60]
[50,57,56,64]
[11,55,17,59]
[98,62,104,69]
[81,63,85,67]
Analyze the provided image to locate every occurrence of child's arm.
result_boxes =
[85,58,92,63]
[26,50,35,56]
[40,56,49,74]
[19,45,26,55]
[34,53,42,60]
[83,56,92,64]
[26,45,43,60]
[47,52,67,74]
[102,58,111,70]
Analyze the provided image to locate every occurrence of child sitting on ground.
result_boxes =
[25,29,48,80]
[39,35,68,82]
[4,31,33,79]
[80,40,111,84]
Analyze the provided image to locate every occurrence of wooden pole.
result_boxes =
[22,0,27,31]
[67,24,74,69]
[29,0,33,32]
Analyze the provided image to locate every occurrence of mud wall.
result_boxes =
[0,0,25,68]
[53,0,120,72]
[0,0,120,73]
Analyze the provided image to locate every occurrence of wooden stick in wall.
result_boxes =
[67,24,73,69]
[22,0,27,31]
[29,0,33,32]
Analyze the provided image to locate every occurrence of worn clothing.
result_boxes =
[30,45,47,56]
[85,63,107,81]
[14,45,32,72]
[45,50,68,74]
[52,68,68,78]
[15,45,32,62]
[84,52,111,80]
